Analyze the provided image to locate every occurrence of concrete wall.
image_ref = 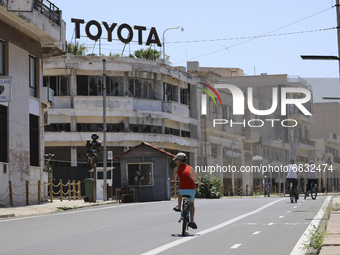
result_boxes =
[310,103,340,138]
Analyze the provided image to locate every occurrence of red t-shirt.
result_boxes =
[177,164,196,190]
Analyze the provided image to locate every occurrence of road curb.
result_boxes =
[0,214,15,218]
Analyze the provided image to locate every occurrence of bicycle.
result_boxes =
[304,181,317,200]
[178,194,191,236]
[289,181,298,203]
[264,184,270,197]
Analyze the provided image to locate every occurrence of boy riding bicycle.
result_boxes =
[171,152,202,229]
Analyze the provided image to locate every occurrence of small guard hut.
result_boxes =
[114,142,175,202]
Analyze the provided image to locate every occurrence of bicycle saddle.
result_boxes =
[182,195,191,198]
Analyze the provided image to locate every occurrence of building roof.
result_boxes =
[113,142,175,160]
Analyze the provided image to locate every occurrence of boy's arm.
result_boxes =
[191,167,202,185]
[171,167,178,182]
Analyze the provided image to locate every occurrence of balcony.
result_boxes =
[0,0,66,57]
[33,0,61,26]
[291,136,315,147]
[44,132,198,148]
[162,101,189,118]
[242,127,260,143]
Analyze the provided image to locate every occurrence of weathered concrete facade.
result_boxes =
[0,0,66,206]
[43,56,201,193]
[310,103,340,192]
[188,62,315,194]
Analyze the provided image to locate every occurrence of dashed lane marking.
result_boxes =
[231,244,242,249]
[141,198,286,255]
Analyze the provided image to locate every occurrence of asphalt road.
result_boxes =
[0,196,330,255]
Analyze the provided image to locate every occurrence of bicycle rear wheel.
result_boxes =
[182,204,189,236]
[290,186,294,203]
[311,184,317,200]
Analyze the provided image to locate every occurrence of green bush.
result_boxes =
[196,175,223,199]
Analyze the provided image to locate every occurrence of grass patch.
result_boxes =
[301,224,328,253]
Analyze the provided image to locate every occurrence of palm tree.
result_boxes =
[67,42,89,55]
[129,48,162,61]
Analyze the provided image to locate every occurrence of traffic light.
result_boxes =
[86,134,102,154]
[86,139,91,153]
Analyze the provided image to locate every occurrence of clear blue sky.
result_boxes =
[54,0,339,98]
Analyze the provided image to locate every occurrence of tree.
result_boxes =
[195,174,223,199]
[109,52,121,57]
[67,42,89,55]
[129,48,162,61]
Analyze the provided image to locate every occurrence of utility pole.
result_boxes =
[103,59,107,201]
[335,0,340,98]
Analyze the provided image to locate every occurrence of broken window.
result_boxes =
[127,163,153,186]
[180,88,190,105]
[164,83,178,102]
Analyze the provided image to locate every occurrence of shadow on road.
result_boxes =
[171,233,201,238]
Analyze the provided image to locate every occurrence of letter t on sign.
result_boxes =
[71,19,85,39]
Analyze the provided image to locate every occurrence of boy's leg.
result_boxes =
[189,201,195,223]
[177,193,182,210]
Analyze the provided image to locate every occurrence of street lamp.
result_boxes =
[301,55,340,100]
[162,26,184,63]
[300,0,340,100]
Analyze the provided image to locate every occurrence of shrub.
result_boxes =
[196,174,223,199]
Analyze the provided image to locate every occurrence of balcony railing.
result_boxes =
[291,136,315,147]
[33,0,61,26]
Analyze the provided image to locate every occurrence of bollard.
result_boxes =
[73,180,76,200]
[50,181,53,202]
[77,181,81,200]
[60,179,63,201]
[9,181,13,207]
[68,180,71,201]
[26,180,29,205]
[38,180,41,204]
[246,184,248,196]
[228,185,230,196]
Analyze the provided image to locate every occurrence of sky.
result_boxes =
[54,0,340,101]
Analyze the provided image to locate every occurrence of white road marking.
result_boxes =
[293,206,297,209]
[287,211,291,213]
[253,231,261,235]
[279,216,284,218]
[141,198,285,255]
[290,196,332,255]
[268,222,274,225]
[230,244,242,249]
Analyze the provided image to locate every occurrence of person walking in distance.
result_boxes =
[171,152,202,229]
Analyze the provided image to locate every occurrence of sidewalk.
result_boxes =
[0,199,117,218]
[319,196,340,255]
